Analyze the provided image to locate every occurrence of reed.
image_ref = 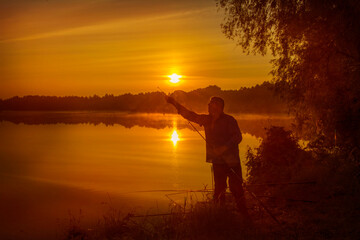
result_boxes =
[61,190,269,240]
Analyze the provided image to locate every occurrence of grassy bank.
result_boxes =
[62,127,360,240]
[62,193,280,240]
[61,179,360,240]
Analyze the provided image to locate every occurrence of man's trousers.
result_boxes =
[212,163,248,215]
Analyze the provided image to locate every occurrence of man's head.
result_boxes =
[208,96,224,117]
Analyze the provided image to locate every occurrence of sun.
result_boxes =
[168,73,181,83]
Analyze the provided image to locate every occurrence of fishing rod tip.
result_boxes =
[157,87,168,96]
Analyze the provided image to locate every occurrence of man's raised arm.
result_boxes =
[165,96,207,126]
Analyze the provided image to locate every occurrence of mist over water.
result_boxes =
[0,112,291,239]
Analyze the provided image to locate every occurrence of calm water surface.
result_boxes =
[0,112,291,239]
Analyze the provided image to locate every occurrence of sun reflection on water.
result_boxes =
[171,129,180,146]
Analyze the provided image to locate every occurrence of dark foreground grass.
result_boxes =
[60,191,296,240]
[61,183,360,240]
[63,204,260,240]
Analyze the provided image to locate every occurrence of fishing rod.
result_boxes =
[158,86,281,225]
[157,87,207,143]
[157,87,215,189]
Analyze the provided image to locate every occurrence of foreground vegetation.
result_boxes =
[63,200,257,240]
[245,127,360,239]
[62,127,360,240]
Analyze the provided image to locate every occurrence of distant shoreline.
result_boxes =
[0,83,287,115]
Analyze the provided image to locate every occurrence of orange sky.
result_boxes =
[0,0,272,99]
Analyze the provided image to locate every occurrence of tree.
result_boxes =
[217,0,360,149]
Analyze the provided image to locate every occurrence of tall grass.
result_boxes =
[61,190,285,240]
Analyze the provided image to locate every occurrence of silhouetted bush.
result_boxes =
[246,126,309,184]
[245,126,360,239]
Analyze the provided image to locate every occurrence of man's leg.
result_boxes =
[212,164,227,206]
[228,164,250,217]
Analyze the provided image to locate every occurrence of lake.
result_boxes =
[0,112,291,239]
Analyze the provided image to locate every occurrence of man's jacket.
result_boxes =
[174,103,242,167]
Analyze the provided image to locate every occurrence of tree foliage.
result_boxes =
[217,0,360,148]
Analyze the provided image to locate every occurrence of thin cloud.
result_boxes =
[0,6,212,43]
[0,0,213,42]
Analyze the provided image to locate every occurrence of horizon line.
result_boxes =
[0,82,272,100]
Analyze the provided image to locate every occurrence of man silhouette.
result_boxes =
[165,95,249,216]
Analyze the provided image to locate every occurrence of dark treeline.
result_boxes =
[0,82,286,114]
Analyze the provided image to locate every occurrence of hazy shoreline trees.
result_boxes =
[0,82,286,114]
